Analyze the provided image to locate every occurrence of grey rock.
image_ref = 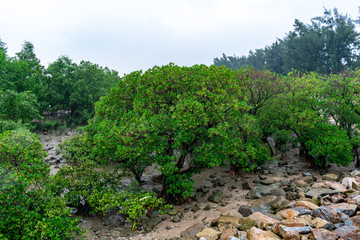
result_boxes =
[328,203,358,217]
[180,223,203,240]
[242,182,254,190]
[208,190,223,203]
[172,215,181,223]
[144,216,162,232]
[270,188,286,197]
[294,206,312,216]
[245,185,272,199]
[305,188,339,198]
[278,225,311,235]
[350,169,360,177]
[333,225,359,238]
[203,204,211,211]
[238,205,261,217]
[312,206,339,223]
[191,204,200,212]
[270,196,289,210]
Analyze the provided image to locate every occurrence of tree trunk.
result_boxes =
[354,147,360,168]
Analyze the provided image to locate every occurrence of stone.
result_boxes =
[311,217,333,229]
[279,208,300,220]
[293,180,308,188]
[302,172,314,177]
[295,200,319,210]
[303,176,316,184]
[311,182,328,189]
[247,227,281,240]
[322,173,339,181]
[294,206,312,216]
[305,188,339,198]
[208,190,223,203]
[195,192,203,203]
[211,215,242,230]
[286,169,298,175]
[172,215,181,223]
[246,186,271,199]
[270,196,289,210]
[350,169,360,177]
[180,224,203,239]
[248,212,280,230]
[259,175,268,180]
[118,227,137,237]
[237,217,257,231]
[311,206,340,223]
[330,194,346,203]
[353,181,360,189]
[242,182,255,190]
[296,215,313,226]
[191,204,200,212]
[195,227,221,240]
[282,231,301,240]
[220,228,238,240]
[143,216,162,232]
[339,231,360,240]
[270,188,287,197]
[238,231,247,240]
[227,209,243,218]
[217,179,226,187]
[260,179,277,185]
[309,228,339,240]
[325,181,347,192]
[272,219,306,234]
[351,215,360,228]
[203,204,211,211]
[328,203,358,216]
[286,192,298,200]
[278,225,311,236]
[238,206,261,217]
[333,225,359,238]
[342,177,358,189]
[252,196,277,208]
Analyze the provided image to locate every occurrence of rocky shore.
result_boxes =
[38,132,360,240]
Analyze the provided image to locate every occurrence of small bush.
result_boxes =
[0,129,85,239]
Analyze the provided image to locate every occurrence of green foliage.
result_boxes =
[45,56,120,125]
[274,129,294,154]
[53,133,169,229]
[214,8,360,75]
[0,128,48,180]
[87,63,271,200]
[0,90,41,130]
[0,39,119,127]
[87,190,170,230]
[261,71,356,167]
[303,123,353,167]
[0,129,85,239]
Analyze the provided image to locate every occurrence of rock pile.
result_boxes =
[174,170,360,240]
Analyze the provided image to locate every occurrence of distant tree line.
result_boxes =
[0,40,120,131]
[214,8,360,74]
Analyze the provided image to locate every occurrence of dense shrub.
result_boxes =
[0,128,85,239]
[52,133,170,229]
[87,64,271,200]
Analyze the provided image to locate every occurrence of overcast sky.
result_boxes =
[1,0,359,75]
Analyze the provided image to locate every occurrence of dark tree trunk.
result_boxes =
[354,147,360,168]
